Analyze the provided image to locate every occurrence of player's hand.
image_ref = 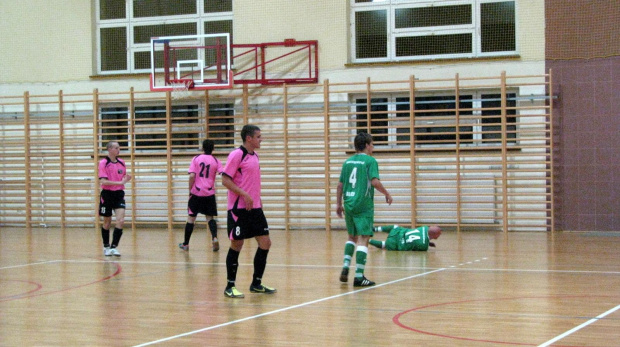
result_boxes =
[385,193,393,205]
[336,205,344,218]
[123,175,132,183]
[243,194,254,210]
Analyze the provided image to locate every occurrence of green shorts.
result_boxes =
[344,213,374,237]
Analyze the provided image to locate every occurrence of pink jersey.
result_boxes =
[222,146,262,210]
[188,154,222,197]
[98,157,127,191]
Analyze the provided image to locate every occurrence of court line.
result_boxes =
[4,259,619,276]
[4,259,619,277]
[132,268,448,347]
[0,260,60,270]
[537,304,620,347]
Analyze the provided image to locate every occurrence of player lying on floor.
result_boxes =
[369,225,441,251]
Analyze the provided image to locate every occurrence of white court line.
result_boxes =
[0,260,60,270]
[132,268,447,347]
[537,304,620,347]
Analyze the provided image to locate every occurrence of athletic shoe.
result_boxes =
[224,287,245,298]
[339,268,349,283]
[353,276,375,287]
[103,247,112,256]
[249,284,277,294]
[109,248,121,257]
[178,243,189,251]
[212,239,219,252]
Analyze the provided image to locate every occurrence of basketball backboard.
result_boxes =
[150,33,233,91]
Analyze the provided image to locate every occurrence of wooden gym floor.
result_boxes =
[0,226,618,346]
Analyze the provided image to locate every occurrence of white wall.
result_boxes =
[0,0,93,84]
[0,0,546,95]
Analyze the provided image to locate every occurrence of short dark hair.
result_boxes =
[202,139,215,154]
[354,132,373,152]
[106,141,119,149]
[241,124,260,142]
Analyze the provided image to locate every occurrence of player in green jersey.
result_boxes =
[369,225,442,251]
[336,132,392,287]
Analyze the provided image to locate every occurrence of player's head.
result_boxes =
[202,139,215,154]
[354,132,373,152]
[428,225,442,240]
[106,141,119,150]
[106,141,120,156]
[241,124,261,143]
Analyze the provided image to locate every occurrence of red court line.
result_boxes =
[393,295,617,347]
[0,261,122,302]
[0,279,43,300]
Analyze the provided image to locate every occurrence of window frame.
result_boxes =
[96,0,232,75]
[350,90,518,149]
[98,100,235,154]
[350,0,517,63]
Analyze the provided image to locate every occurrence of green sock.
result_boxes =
[355,246,368,278]
[342,241,355,269]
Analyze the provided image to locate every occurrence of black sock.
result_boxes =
[184,222,195,245]
[252,248,269,286]
[111,228,123,248]
[208,219,217,240]
[101,227,110,247]
[226,248,240,289]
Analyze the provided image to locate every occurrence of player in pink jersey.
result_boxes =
[221,124,276,298]
[179,139,223,252]
[98,141,132,257]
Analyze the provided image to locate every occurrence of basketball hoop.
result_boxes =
[170,80,193,100]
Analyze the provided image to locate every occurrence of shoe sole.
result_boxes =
[354,282,375,287]
[224,292,244,298]
[353,278,376,287]
[250,289,277,294]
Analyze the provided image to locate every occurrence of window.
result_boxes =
[134,105,200,151]
[99,102,235,152]
[100,107,129,149]
[353,92,517,148]
[351,0,516,63]
[206,103,235,147]
[97,0,232,74]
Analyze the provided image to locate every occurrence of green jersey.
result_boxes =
[376,225,430,251]
[339,153,380,217]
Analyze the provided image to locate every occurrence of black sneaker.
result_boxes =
[249,283,277,294]
[339,268,349,283]
[353,276,375,287]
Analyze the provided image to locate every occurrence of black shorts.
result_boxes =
[227,208,269,240]
[99,190,126,217]
[187,194,218,217]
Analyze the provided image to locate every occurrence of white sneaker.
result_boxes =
[104,247,112,256]
[109,248,121,257]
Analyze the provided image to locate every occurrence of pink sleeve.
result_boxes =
[98,159,107,179]
[188,156,198,174]
[222,150,240,178]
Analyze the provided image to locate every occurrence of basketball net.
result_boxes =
[170,81,192,100]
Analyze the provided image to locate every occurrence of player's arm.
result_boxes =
[371,178,392,205]
[221,173,253,210]
[188,172,196,192]
[336,181,344,218]
[99,176,131,186]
